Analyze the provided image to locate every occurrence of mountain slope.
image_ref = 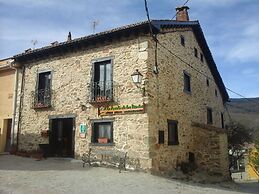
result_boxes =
[227,98,259,130]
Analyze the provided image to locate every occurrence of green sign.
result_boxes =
[80,123,87,133]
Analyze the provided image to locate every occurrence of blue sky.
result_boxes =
[0,0,259,98]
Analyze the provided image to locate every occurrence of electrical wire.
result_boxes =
[144,0,157,41]
[172,0,191,20]
[156,40,259,106]
[144,0,259,108]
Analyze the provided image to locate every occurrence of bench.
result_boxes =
[82,148,127,173]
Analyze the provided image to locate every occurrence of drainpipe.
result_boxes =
[9,60,18,146]
[16,64,25,150]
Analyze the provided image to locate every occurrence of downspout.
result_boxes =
[9,61,18,146]
[16,63,26,150]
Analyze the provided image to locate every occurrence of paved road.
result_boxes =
[0,155,257,194]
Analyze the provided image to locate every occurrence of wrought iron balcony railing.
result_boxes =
[90,81,114,103]
[32,88,52,109]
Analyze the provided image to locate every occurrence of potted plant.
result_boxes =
[35,102,44,108]
[98,137,109,144]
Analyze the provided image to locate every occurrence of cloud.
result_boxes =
[0,0,56,9]
[190,0,254,7]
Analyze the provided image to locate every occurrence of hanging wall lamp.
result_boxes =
[131,69,143,84]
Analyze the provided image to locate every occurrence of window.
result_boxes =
[194,48,198,58]
[35,71,51,107]
[215,89,218,97]
[183,71,191,93]
[221,113,224,128]
[206,79,209,86]
[168,120,179,145]
[92,121,113,144]
[180,35,185,46]
[91,59,113,102]
[158,130,164,144]
[200,53,204,62]
[189,152,195,163]
[207,108,213,124]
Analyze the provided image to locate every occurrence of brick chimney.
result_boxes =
[67,32,72,41]
[175,6,190,21]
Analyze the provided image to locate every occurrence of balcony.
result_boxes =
[90,81,114,103]
[32,88,52,109]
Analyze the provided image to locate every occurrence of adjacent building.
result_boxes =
[0,58,17,152]
[13,7,229,176]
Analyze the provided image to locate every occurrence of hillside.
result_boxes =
[227,98,259,130]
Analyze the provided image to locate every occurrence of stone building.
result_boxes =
[13,7,229,176]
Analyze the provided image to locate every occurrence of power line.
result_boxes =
[157,40,259,106]
[143,0,259,107]
[144,0,157,41]
[172,0,190,20]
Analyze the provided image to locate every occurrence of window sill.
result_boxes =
[168,143,179,146]
[90,143,115,147]
[33,105,51,109]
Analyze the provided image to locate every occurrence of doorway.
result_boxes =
[4,119,12,152]
[49,118,74,157]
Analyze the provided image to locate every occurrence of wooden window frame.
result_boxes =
[183,71,191,93]
[158,130,164,144]
[207,107,213,125]
[180,35,185,47]
[91,120,114,145]
[221,113,224,128]
[168,120,179,146]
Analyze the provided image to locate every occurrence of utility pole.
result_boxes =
[92,20,99,34]
[31,40,38,49]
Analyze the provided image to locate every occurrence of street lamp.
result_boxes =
[131,69,143,84]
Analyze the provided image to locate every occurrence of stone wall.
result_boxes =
[192,125,229,176]
[16,35,152,169]
[15,27,229,174]
[146,27,229,176]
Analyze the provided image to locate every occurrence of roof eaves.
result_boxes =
[14,21,150,60]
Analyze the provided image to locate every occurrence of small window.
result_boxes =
[183,71,191,93]
[207,108,213,124]
[92,121,113,144]
[180,35,185,46]
[35,71,52,107]
[200,53,204,62]
[168,120,179,145]
[158,130,164,144]
[215,89,218,97]
[189,152,195,163]
[194,48,198,58]
[221,113,224,128]
[206,79,209,86]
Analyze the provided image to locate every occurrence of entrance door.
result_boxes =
[4,119,12,152]
[49,118,74,157]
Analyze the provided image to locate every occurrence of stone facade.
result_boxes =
[16,35,153,169]
[146,28,229,176]
[14,21,229,176]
